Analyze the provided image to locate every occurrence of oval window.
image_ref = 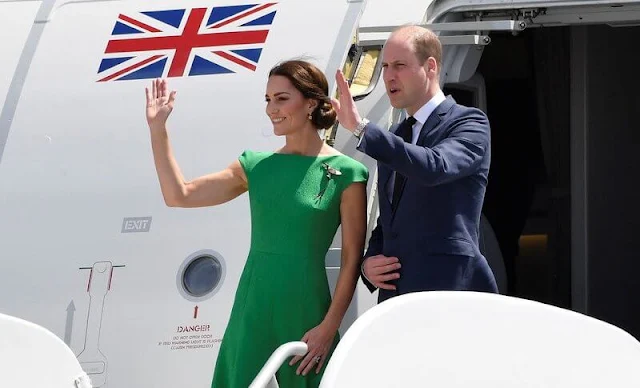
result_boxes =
[176,250,226,302]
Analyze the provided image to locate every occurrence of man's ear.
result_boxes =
[426,57,438,76]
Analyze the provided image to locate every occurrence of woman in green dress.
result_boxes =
[145,60,369,387]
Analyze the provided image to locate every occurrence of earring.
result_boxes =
[308,113,312,120]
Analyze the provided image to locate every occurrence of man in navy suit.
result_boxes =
[333,25,498,302]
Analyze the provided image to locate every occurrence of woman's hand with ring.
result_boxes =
[289,321,338,376]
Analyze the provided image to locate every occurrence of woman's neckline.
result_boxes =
[272,152,341,158]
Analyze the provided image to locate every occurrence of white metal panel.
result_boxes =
[0,0,365,387]
[359,0,433,28]
[356,0,434,47]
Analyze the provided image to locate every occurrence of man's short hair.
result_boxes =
[394,25,442,69]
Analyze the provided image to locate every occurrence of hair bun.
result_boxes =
[313,99,337,129]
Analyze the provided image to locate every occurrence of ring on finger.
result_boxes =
[313,356,321,363]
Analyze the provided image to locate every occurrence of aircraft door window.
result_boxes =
[344,45,381,97]
[177,250,226,301]
[341,43,382,100]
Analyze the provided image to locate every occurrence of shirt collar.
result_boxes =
[409,91,446,128]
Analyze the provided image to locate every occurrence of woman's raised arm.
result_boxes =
[146,78,248,208]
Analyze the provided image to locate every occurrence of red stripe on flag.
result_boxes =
[168,8,206,77]
[118,14,162,33]
[209,3,276,29]
[105,31,269,53]
[213,51,256,71]
[98,54,164,82]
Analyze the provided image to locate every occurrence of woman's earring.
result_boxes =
[308,113,312,120]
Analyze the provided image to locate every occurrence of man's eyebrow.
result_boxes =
[382,60,404,65]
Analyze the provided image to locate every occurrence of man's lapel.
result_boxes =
[379,165,393,205]
[380,120,403,206]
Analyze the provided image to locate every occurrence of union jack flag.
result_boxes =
[97,3,278,82]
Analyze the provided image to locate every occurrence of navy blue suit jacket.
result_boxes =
[358,95,498,302]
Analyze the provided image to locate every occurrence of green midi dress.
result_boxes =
[211,150,369,388]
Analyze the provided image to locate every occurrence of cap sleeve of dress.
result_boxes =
[238,150,256,178]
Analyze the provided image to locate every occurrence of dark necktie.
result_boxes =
[391,116,416,209]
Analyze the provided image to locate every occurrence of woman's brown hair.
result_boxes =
[268,60,337,129]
